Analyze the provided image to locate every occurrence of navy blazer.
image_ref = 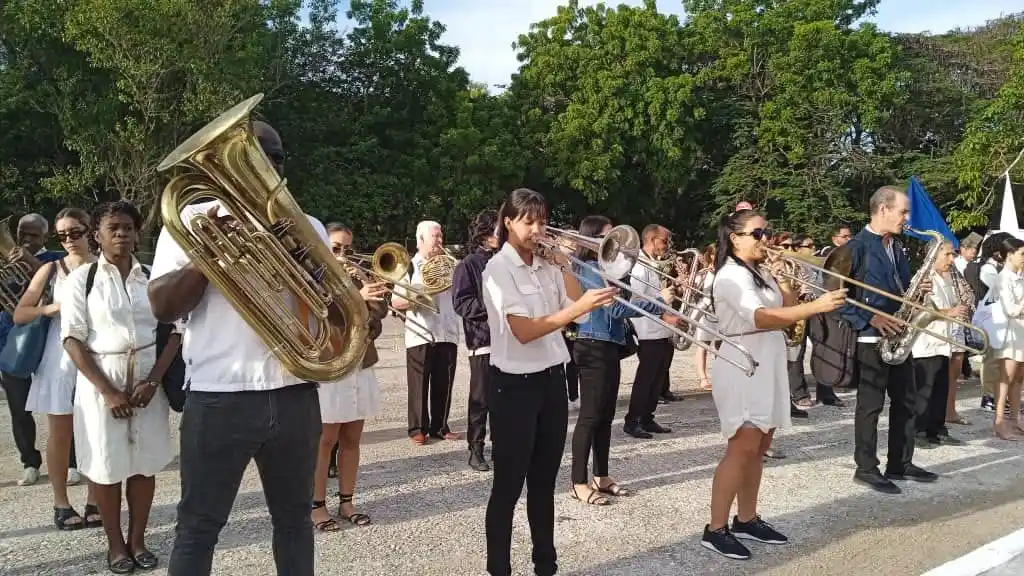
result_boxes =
[839,228,910,337]
[452,246,494,350]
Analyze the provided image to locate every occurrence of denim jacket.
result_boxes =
[572,260,665,345]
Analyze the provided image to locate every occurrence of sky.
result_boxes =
[318,0,1023,88]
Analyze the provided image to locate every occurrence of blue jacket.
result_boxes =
[839,228,910,337]
[452,247,494,350]
[0,250,65,353]
[573,260,665,345]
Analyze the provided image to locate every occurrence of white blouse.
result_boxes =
[393,252,461,348]
[911,272,957,359]
[483,242,586,374]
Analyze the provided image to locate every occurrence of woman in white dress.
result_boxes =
[60,201,178,573]
[991,237,1024,440]
[691,243,717,390]
[14,208,99,531]
[309,223,390,532]
[701,209,845,561]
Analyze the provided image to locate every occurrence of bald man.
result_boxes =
[150,120,321,576]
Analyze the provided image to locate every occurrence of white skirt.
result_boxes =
[319,367,380,424]
[27,319,77,415]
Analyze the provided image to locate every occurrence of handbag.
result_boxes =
[619,321,639,359]
[971,288,1006,350]
[0,262,60,378]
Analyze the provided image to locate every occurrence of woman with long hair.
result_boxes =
[61,201,178,573]
[568,215,670,506]
[979,232,1013,412]
[701,209,844,560]
[14,208,99,531]
[991,236,1024,440]
[482,188,616,576]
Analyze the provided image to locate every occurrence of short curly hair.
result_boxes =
[92,200,142,231]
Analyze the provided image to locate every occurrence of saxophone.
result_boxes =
[156,94,370,382]
[878,228,944,365]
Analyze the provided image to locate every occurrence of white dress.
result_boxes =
[692,270,719,342]
[993,267,1024,362]
[710,260,791,439]
[60,256,173,485]
[319,366,381,424]
[26,261,78,415]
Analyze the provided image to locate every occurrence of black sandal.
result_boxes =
[338,493,371,526]
[130,548,158,570]
[311,500,340,532]
[54,506,85,531]
[570,485,610,506]
[83,503,103,528]
[107,555,135,574]
[592,480,631,497]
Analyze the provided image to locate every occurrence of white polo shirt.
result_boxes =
[148,200,331,393]
[482,242,587,374]
[392,253,460,349]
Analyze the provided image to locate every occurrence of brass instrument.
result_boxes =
[537,225,759,376]
[0,217,33,313]
[421,247,457,295]
[345,243,437,342]
[768,252,823,348]
[879,230,942,364]
[156,93,369,382]
[764,228,989,361]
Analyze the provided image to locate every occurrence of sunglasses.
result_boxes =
[801,243,815,249]
[779,243,793,249]
[55,228,88,242]
[735,228,773,241]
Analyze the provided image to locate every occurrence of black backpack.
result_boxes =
[85,263,187,412]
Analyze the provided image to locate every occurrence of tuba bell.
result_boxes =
[156,94,369,382]
[0,216,33,314]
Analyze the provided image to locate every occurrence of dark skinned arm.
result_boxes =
[147,263,208,323]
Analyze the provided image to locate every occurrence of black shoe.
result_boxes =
[468,447,490,472]
[939,435,964,446]
[642,421,672,434]
[701,525,751,560]
[732,515,789,545]
[981,395,995,411]
[915,434,939,449]
[853,468,902,494]
[790,404,809,418]
[821,397,846,407]
[886,463,938,483]
[623,422,653,439]
[661,391,681,403]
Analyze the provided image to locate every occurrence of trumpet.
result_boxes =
[764,243,989,359]
[536,225,759,377]
[0,216,33,314]
[343,243,436,343]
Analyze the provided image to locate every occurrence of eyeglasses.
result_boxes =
[735,228,773,241]
[55,228,87,242]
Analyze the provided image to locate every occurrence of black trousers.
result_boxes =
[467,352,490,449]
[788,335,839,404]
[1,372,42,469]
[406,342,458,436]
[625,338,674,425]
[570,340,621,484]
[168,384,321,576]
[564,336,579,401]
[913,355,950,439]
[853,343,917,473]
[485,365,567,576]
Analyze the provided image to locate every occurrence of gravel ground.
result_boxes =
[1,319,1023,575]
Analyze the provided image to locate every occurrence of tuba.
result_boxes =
[0,217,33,314]
[156,94,369,382]
[878,228,944,364]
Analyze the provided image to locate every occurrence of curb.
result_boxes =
[921,527,1024,576]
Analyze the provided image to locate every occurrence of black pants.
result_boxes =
[571,340,621,484]
[625,338,674,425]
[406,342,458,436]
[1,372,42,469]
[913,355,950,439]
[486,365,568,576]
[467,352,490,449]
[853,344,917,473]
[564,336,579,401]
[168,384,321,576]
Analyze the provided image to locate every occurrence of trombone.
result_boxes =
[343,243,438,343]
[537,225,759,377]
[633,249,718,322]
[764,247,989,357]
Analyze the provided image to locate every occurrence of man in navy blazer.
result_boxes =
[840,186,938,494]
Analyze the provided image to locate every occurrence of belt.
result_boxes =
[468,347,491,357]
[493,364,565,379]
[88,341,157,445]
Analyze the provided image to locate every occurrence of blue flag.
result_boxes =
[906,176,958,249]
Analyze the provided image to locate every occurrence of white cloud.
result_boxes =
[323,1,1023,87]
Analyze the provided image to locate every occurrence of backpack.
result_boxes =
[85,263,187,412]
[963,260,984,306]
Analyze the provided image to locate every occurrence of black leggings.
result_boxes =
[485,365,568,576]
[570,339,621,484]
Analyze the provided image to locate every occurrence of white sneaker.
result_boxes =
[18,467,40,486]
[569,399,581,412]
[67,468,82,486]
